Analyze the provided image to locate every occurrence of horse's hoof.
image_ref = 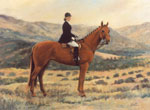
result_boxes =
[81,94,86,97]
[32,93,36,97]
[43,93,47,97]
[78,92,86,97]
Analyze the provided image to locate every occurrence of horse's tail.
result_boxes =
[28,47,35,87]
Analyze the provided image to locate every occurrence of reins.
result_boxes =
[77,26,107,50]
[96,39,107,49]
[96,30,107,49]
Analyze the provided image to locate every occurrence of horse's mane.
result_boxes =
[77,26,101,42]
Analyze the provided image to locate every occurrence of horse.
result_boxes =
[28,21,111,97]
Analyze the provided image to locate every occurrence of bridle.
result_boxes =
[97,39,107,49]
[96,30,108,49]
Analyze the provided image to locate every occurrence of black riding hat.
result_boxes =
[65,12,71,17]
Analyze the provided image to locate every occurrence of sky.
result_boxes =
[0,0,150,28]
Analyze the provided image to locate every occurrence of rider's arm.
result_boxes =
[63,22,77,38]
[71,33,76,37]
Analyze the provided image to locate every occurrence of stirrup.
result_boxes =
[74,57,80,65]
[78,57,80,61]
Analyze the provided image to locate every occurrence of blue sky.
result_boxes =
[0,0,150,28]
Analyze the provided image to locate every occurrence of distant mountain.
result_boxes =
[0,14,147,50]
[0,14,148,68]
[117,22,150,46]
[101,28,148,51]
[0,37,34,68]
[0,14,95,41]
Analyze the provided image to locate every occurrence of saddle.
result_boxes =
[61,43,81,53]
[61,42,81,65]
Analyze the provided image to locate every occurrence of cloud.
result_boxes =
[0,0,150,28]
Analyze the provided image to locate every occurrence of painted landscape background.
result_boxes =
[0,14,150,110]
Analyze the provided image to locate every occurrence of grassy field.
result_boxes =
[1,65,150,110]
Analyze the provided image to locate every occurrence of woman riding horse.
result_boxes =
[28,21,110,97]
[58,12,80,64]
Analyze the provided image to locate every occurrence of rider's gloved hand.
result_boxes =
[75,35,79,38]
[71,37,75,41]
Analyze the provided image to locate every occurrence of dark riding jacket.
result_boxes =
[58,21,75,43]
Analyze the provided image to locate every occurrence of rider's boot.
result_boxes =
[74,47,80,65]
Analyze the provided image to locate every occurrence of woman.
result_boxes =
[58,12,80,64]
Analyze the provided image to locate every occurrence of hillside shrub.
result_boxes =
[106,76,110,79]
[113,73,119,78]
[93,76,100,79]
[85,76,93,81]
[57,74,64,77]
[122,73,127,76]
[136,74,143,78]
[48,73,53,76]
[0,72,4,76]
[0,78,14,85]
[124,77,135,83]
[61,78,69,81]
[114,79,124,84]
[95,80,108,85]
[14,77,28,83]
[72,71,78,76]
[66,72,71,76]
[141,84,150,88]
[0,89,13,95]
[128,71,134,75]
[147,72,150,76]
[8,72,16,77]
[140,78,149,83]
[72,77,79,80]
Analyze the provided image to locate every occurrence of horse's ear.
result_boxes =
[106,22,109,26]
[101,21,103,27]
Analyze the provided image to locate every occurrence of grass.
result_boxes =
[0,77,28,85]
[1,66,150,110]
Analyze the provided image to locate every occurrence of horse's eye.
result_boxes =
[102,30,105,32]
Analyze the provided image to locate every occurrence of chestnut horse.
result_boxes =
[28,21,110,97]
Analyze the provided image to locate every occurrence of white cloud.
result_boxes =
[0,0,149,28]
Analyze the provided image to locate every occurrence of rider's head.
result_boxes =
[64,12,72,22]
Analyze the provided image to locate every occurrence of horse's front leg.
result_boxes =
[78,62,89,97]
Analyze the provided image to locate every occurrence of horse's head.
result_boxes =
[99,21,110,44]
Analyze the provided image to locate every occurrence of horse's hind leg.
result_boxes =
[38,67,47,96]
[30,66,42,97]
[34,77,38,87]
